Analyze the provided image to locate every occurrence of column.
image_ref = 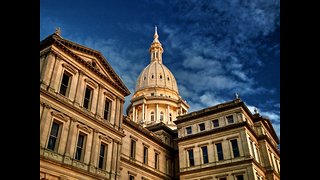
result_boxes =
[142,103,145,122]
[40,103,51,148]
[145,105,148,123]
[48,56,61,93]
[118,99,124,130]
[132,106,135,122]
[95,85,102,119]
[40,52,56,90]
[89,129,99,173]
[64,118,78,164]
[74,70,84,107]
[115,140,121,179]
[113,98,120,127]
[166,105,169,124]
[156,104,159,122]
[111,140,118,179]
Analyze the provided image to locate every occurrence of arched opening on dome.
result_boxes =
[144,76,146,80]
[169,113,172,122]
[150,112,154,121]
[151,75,154,79]
[160,111,164,121]
[160,75,162,79]
[167,77,170,81]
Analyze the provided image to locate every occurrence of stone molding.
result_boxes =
[51,111,70,122]
[77,124,92,133]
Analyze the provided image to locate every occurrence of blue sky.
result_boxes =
[40,0,280,137]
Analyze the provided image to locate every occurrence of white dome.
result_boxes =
[135,61,178,93]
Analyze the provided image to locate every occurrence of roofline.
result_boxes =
[40,33,131,96]
[174,99,250,124]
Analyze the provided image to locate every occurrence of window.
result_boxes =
[212,119,219,127]
[151,75,154,79]
[187,149,194,166]
[59,72,72,96]
[144,76,146,80]
[216,143,224,161]
[143,146,148,164]
[98,143,107,169]
[231,139,240,158]
[201,146,209,164]
[155,153,159,170]
[83,86,93,109]
[167,77,170,81]
[235,175,244,180]
[130,139,136,159]
[75,133,86,161]
[103,99,111,120]
[151,92,155,96]
[219,178,227,180]
[129,175,135,180]
[186,126,192,135]
[160,75,162,79]
[47,121,61,151]
[199,123,205,131]
[169,113,172,122]
[227,115,234,124]
[150,112,155,121]
[160,111,164,121]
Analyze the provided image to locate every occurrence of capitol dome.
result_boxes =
[135,61,179,93]
[127,27,189,130]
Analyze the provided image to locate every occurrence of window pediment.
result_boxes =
[77,124,92,133]
[62,63,77,74]
[51,111,69,122]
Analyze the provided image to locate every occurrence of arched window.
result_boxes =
[151,112,154,121]
[169,113,172,122]
[160,75,162,79]
[151,75,154,79]
[160,111,164,121]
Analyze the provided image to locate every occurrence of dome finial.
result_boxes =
[153,25,159,41]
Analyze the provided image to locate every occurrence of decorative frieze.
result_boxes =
[72,160,88,171]
[43,149,63,162]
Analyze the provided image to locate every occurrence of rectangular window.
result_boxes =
[47,121,61,151]
[104,99,111,120]
[129,175,135,180]
[216,143,224,161]
[187,149,195,166]
[130,139,136,159]
[83,86,92,109]
[155,153,159,170]
[59,72,71,96]
[143,146,148,164]
[201,146,209,164]
[227,115,234,124]
[231,139,240,158]
[98,143,107,169]
[186,126,192,135]
[75,133,86,161]
[212,119,219,127]
[235,175,244,180]
[219,178,227,180]
[199,123,205,131]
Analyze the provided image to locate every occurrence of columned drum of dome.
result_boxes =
[127,27,189,130]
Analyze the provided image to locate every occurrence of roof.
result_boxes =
[40,32,131,96]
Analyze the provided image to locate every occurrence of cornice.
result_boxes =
[40,88,125,137]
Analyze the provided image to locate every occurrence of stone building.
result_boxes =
[40,28,280,180]
[40,29,130,180]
